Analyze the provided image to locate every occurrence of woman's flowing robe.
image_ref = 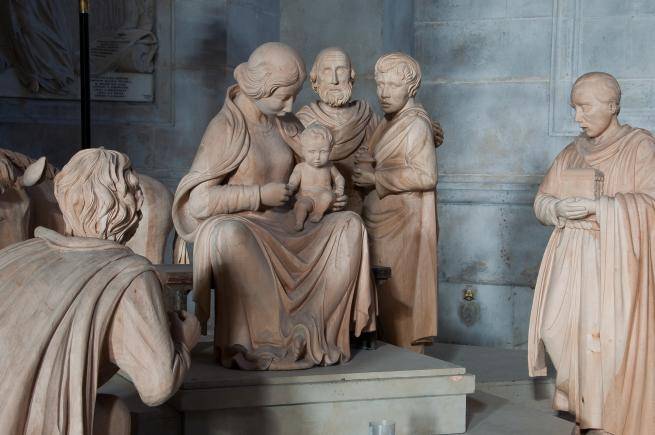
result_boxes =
[529,125,655,434]
[173,85,375,370]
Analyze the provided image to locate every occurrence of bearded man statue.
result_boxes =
[295,47,380,214]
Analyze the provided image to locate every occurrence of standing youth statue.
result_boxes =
[295,47,379,214]
[529,72,655,435]
[0,148,200,435]
[172,42,376,370]
[353,52,438,353]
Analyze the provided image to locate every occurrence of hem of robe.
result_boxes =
[192,211,376,370]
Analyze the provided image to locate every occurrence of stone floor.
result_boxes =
[428,342,573,434]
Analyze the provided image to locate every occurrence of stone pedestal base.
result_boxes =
[169,342,474,435]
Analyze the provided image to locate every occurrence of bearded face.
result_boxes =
[312,51,354,107]
[317,80,353,107]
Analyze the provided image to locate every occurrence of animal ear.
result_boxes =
[20,156,47,187]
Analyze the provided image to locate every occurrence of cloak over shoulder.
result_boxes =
[296,100,379,161]
[172,85,303,242]
[0,227,153,435]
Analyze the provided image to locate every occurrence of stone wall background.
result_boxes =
[2,0,654,349]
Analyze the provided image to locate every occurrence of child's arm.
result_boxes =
[288,163,303,192]
[331,165,345,196]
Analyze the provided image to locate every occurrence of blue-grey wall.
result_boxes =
[281,0,414,109]
[416,0,655,348]
[282,0,655,349]
[2,0,655,349]
[416,0,557,348]
[0,0,279,190]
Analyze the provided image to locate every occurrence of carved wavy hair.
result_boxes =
[54,148,143,243]
[375,52,422,97]
[301,123,334,149]
[234,42,306,99]
[309,47,356,92]
[572,72,621,113]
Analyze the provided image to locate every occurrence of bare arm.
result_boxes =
[331,165,345,195]
[288,163,303,192]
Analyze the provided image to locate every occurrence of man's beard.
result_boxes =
[317,82,353,107]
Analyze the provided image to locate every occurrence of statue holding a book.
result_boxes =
[528,72,655,435]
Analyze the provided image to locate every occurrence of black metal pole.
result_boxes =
[79,0,91,149]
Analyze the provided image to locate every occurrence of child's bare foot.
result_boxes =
[309,213,323,223]
[294,221,304,231]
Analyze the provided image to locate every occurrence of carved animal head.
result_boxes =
[0,155,49,249]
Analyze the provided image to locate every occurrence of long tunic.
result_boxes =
[296,100,379,214]
[363,104,438,351]
[529,125,655,434]
[0,227,190,435]
[172,85,375,370]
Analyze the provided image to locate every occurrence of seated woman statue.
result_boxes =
[172,42,376,370]
[0,148,200,435]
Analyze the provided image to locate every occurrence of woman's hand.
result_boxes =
[332,192,348,211]
[352,167,376,188]
[260,182,291,207]
[555,197,596,220]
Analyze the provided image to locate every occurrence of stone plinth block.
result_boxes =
[169,342,475,435]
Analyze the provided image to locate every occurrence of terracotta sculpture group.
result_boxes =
[170,42,441,369]
[0,36,652,435]
[0,41,442,434]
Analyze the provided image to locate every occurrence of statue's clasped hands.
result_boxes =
[555,197,597,220]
